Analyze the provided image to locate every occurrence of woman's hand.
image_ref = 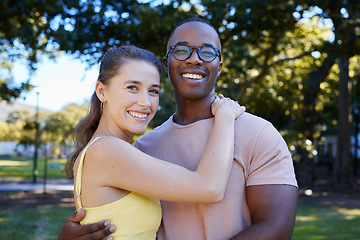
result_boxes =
[211,94,246,119]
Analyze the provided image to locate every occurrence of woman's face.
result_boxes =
[98,60,160,138]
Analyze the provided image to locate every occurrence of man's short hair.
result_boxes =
[169,18,221,45]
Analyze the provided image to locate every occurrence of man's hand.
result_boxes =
[58,208,116,240]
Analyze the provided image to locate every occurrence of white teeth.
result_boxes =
[129,111,148,119]
[182,73,203,79]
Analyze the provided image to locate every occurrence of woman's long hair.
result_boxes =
[65,45,162,179]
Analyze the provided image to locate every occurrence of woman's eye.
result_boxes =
[127,86,138,91]
[150,89,159,95]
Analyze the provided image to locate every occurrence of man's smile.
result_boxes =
[182,73,204,80]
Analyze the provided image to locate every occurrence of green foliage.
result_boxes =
[6,109,32,123]
[44,103,89,145]
[0,0,62,101]
[0,80,33,103]
[0,0,62,61]
[0,121,24,141]
[0,103,88,157]
[1,0,360,187]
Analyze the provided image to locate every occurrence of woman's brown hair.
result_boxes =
[65,45,162,179]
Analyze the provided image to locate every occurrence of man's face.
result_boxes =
[163,21,222,100]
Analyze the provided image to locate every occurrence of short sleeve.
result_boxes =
[246,124,298,187]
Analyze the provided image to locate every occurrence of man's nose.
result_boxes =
[185,48,202,64]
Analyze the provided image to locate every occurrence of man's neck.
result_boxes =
[173,94,215,125]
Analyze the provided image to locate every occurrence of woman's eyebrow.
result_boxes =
[125,80,161,89]
[124,80,141,84]
[152,84,161,89]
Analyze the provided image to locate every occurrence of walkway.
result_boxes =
[0,177,73,192]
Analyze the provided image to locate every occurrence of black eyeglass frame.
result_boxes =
[166,44,221,62]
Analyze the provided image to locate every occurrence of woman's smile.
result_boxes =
[128,110,150,120]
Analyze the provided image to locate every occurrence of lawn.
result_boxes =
[0,155,68,179]
[293,204,360,239]
[0,157,360,239]
[1,202,359,240]
[0,204,74,240]
[0,156,73,240]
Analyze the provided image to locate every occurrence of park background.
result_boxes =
[1,0,360,239]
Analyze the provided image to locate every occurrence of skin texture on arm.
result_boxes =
[229,184,298,240]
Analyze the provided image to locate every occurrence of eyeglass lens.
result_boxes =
[173,45,217,62]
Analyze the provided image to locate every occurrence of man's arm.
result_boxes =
[230,184,298,240]
[58,208,116,240]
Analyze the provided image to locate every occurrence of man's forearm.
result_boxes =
[229,222,294,240]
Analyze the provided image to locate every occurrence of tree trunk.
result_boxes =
[353,79,360,177]
[333,57,353,188]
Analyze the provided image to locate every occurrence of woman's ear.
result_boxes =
[95,82,106,102]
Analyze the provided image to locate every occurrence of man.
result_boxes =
[59,18,298,240]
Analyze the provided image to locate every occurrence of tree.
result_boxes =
[6,109,32,123]
[0,121,24,142]
[44,103,89,156]
[0,0,64,101]
[297,1,360,187]
[2,0,360,188]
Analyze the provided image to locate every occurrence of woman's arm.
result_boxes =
[86,97,245,203]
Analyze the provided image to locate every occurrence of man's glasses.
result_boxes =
[166,44,221,62]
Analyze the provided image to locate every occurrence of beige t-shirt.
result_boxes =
[134,112,298,240]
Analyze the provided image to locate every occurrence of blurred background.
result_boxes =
[1,0,360,239]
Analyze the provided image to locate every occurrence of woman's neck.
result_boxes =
[94,118,133,143]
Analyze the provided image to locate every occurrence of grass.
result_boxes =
[0,205,75,240]
[293,204,360,239]
[0,203,359,240]
[0,155,68,179]
[0,156,73,240]
[1,157,360,239]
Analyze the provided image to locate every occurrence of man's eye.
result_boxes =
[174,49,189,55]
[200,50,216,58]
[202,51,215,57]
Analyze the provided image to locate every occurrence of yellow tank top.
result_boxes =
[75,137,162,239]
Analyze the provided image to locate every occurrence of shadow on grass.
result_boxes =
[0,206,75,240]
[293,204,360,239]
[0,191,75,240]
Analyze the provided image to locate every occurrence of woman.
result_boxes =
[66,45,244,239]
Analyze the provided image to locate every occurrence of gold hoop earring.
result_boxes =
[100,102,104,110]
